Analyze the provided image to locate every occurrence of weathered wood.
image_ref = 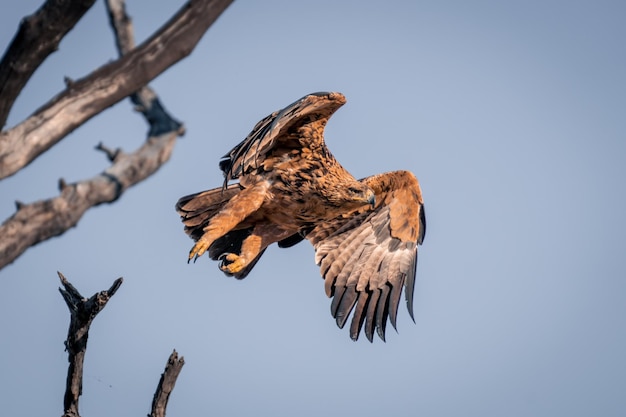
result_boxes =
[0,0,97,129]
[0,0,233,270]
[149,350,186,417]
[0,0,233,180]
[0,131,179,269]
[58,272,123,417]
[105,0,184,138]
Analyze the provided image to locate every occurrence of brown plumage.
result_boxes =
[176,92,426,342]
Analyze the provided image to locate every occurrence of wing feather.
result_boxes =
[320,220,371,296]
[330,285,346,318]
[219,92,347,185]
[364,289,381,342]
[356,244,387,291]
[177,91,426,343]
[349,292,370,341]
[335,286,358,329]
[405,250,418,321]
[388,272,406,330]
[175,184,241,241]
[333,227,372,287]
[308,170,426,342]
[376,285,391,342]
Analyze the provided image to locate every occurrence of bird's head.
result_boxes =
[350,185,376,207]
[325,181,376,211]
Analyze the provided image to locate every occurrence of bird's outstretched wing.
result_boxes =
[307,170,426,342]
[219,92,347,185]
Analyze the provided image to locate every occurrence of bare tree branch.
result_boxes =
[0,130,180,269]
[0,0,97,129]
[0,0,232,270]
[105,0,183,137]
[106,0,136,53]
[58,272,184,416]
[150,350,186,417]
[58,271,123,417]
[3,2,201,414]
[0,0,233,179]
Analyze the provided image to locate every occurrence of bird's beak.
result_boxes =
[367,190,376,207]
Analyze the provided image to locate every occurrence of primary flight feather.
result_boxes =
[176,92,426,342]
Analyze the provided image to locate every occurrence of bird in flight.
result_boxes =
[176,92,426,342]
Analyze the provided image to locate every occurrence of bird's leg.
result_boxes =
[188,182,269,262]
[218,234,264,274]
[218,224,294,275]
[188,220,234,262]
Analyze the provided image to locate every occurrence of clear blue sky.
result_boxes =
[1,1,625,416]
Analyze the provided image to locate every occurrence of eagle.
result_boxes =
[176,92,426,342]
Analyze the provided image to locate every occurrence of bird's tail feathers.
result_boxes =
[175,184,241,241]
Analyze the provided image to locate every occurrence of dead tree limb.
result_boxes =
[0,0,97,129]
[58,271,123,417]
[0,0,233,179]
[105,0,183,137]
[0,0,232,270]
[0,130,180,269]
[150,350,186,417]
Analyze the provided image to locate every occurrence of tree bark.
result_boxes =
[0,0,97,129]
[0,0,233,180]
[150,350,186,417]
[0,131,180,270]
[0,0,232,270]
[58,272,185,417]
[58,271,123,417]
[105,0,184,138]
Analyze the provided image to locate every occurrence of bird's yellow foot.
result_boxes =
[218,253,246,275]
[188,239,211,263]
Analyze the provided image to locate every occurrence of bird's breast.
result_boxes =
[252,150,353,225]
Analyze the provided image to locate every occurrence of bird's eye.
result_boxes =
[348,187,361,195]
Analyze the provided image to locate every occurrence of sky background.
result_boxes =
[1,0,625,416]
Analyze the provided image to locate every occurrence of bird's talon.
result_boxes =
[218,253,245,274]
[188,240,210,262]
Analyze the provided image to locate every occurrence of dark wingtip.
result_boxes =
[349,293,369,342]
[364,289,380,343]
[418,204,426,245]
[330,286,347,317]
[389,282,403,331]
[335,288,358,329]
[336,313,349,329]
[377,326,387,342]
[376,285,391,342]
[408,306,416,324]
[376,309,388,342]
[405,252,418,323]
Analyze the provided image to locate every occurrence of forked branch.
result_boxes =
[58,272,185,417]
[58,271,123,417]
[0,0,231,270]
[0,0,233,179]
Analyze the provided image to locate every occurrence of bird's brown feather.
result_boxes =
[308,170,425,341]
[176,92,426,342]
